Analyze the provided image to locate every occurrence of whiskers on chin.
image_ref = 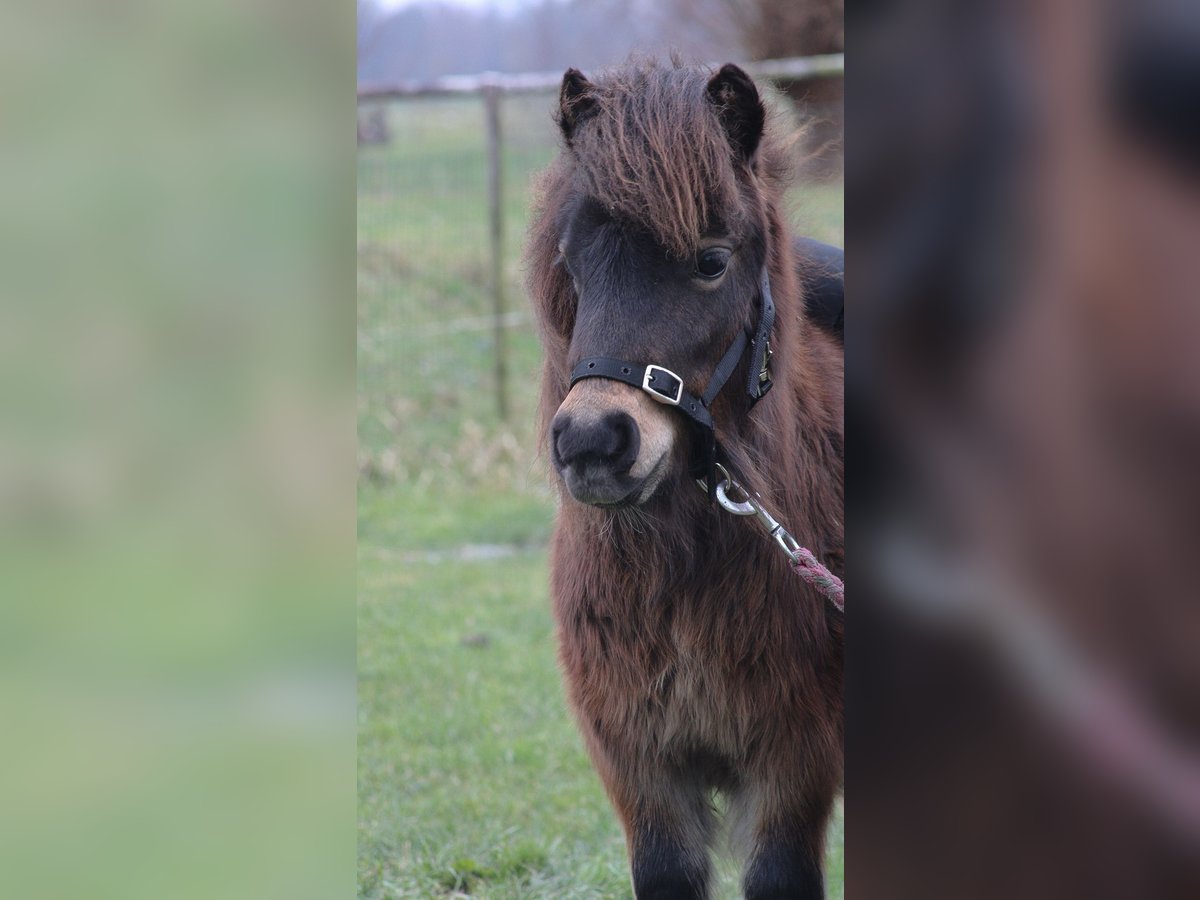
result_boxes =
[594,500,654,546]
[613,503,652,536]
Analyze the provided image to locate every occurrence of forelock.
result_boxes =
[565,59,746,259]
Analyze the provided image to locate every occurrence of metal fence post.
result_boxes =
[483,80,508,421]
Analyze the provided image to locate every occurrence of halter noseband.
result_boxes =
[568,266,776,491]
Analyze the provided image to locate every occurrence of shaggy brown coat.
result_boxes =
[526,58,843,898]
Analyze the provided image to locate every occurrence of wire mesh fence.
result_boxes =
[356,59,844,495]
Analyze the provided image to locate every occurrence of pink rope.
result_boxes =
[788,546,845,613]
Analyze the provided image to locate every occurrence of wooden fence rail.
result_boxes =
[357,54,844,101]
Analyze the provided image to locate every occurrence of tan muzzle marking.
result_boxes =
[556,378,681,481]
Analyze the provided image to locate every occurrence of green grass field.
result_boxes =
[358,94,843,898]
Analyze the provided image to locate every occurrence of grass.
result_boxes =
[358,548,632,899]
[358,93,843,897]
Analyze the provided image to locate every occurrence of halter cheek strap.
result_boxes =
[568,267,776,485]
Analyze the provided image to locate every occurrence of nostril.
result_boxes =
[601,412,640,473]
[550,415,572,467]
[551,411,640,475]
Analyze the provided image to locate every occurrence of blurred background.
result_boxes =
[355,1,843,897]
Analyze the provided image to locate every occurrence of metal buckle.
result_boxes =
[642,365,683,405]
[759,341,773,384]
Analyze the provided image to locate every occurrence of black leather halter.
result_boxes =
[568,266,776,490]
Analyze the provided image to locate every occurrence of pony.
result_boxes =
[525,58,844,899]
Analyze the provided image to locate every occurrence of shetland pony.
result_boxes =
[526,58,843,899]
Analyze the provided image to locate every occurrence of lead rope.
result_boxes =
[699,464,845,613]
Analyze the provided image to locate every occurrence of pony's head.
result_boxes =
[533,59,786,508]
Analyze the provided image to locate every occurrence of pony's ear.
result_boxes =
[558,68,597,143]
[706,63,765,162]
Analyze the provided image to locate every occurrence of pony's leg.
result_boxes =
[742,830,825,900]
[729,780,833,900]
[588,747,715,899]
[628,807,713,900]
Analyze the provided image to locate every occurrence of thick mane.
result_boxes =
[558,57,790,259]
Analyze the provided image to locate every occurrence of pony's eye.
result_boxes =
[695,247,731,280]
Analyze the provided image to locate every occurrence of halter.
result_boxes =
[568,266,776,492]
[564,264,845,611]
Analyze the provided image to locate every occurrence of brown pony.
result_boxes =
[525,58,843,899]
